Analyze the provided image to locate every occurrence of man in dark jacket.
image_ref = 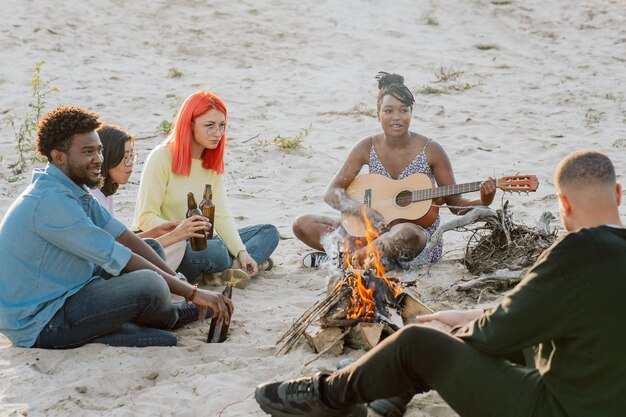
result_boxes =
[255,149,625,417]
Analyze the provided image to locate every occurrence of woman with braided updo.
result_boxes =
[293,72,496,270]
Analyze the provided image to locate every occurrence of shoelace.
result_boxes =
[285,379,314,400]
[172,302,198,329]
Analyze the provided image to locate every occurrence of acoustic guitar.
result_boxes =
[340,173,539,236]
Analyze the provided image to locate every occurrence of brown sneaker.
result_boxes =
[255,373,367,417]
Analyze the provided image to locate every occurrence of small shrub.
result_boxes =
[422,13,439,26]
[168,68,183,78]
[414,85,445,95]
[445,81,483,92]
[3,60,58,174]
[273,124,311,150]
[320,103,377,118]
[433,65,464,83]
[155,95,183,136]
[156,119,173,136]
[475,44,498,50]
[584,109,605,126]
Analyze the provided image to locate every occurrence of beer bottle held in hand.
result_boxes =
[207,282,233,343]
[199,184,216,240]
[186,192,207,251]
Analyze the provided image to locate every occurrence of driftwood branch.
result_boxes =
[456,270,523,291]
[464,206,556,275]
[409,206,498,268]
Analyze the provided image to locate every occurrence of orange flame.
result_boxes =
[341,207,403,320]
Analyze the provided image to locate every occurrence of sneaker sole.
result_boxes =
[255,387,368,417]
[368,398,406,417]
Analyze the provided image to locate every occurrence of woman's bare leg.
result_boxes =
[352,222,427,266]
[292,214,341,251]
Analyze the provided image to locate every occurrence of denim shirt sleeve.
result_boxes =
[34,190,132,276]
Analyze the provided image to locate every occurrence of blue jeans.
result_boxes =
[177,224,279,282]
[35,270,179,349]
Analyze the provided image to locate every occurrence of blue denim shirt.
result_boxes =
[0,164,132,347]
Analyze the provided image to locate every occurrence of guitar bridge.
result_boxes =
[363,189,372,207]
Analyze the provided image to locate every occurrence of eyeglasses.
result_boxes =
[123,152,137,167]
[205,124,226,135]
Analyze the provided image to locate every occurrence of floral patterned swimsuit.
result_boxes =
[368,138,444,266]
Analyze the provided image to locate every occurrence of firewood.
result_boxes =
[345,322,385,351]
[304,328,351,366]
[386,309,405,329]
[304,326,345,355]
[400,289,433,324]
[456,271,523,291]
[275,287,349,355]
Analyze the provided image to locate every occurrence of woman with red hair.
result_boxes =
[133,91,279,283]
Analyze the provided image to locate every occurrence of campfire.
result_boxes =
[277,209,431,357]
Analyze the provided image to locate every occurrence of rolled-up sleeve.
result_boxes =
[34,191,132,276]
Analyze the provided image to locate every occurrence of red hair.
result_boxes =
[166,91,228,176]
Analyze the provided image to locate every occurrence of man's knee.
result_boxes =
[125,270,170,305]
[394,324,432,344]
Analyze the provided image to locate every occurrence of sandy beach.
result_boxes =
[1,0,625,416]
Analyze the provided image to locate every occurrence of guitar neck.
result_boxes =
[413,181,482,202]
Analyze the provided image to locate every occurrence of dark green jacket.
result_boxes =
[457,226,626,417]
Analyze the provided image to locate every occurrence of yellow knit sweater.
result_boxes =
[132,144,246,257]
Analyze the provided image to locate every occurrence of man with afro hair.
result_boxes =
[0,106,232,348]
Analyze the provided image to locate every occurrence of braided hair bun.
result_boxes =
[375,71,405,90]
[375,71,415,109]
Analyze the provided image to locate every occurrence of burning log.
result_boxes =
[276,267,431,358]
[276,205,433,360]
[400,287,433,321]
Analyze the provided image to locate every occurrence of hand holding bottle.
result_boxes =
[191,287,233,325]
[172,215,211,241]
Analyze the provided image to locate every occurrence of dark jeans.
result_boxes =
[178,224,279,281]
[35,270,179,349]
[325,325,558,417]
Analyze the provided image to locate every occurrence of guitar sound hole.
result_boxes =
[395,190,412,208]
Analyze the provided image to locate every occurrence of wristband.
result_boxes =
[187,284,198,302]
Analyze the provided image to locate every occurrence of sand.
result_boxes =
[1,0,624,416]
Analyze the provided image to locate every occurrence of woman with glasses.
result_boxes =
[132,91,279,283]
[92,124,201,271]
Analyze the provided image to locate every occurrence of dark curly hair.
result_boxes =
[37,106,101,161]
[97,124,135,196]
[375,71,415,113]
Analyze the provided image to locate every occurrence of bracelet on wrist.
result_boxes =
[187,284,198,302]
